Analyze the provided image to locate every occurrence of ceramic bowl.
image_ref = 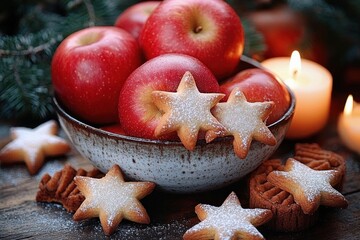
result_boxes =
[54,56,295,193]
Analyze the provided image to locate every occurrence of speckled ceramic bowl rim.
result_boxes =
[53,56,296,146]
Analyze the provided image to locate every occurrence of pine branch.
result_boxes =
[288,0,357,36]
[0,31,62,58]
[241,18,266,58]
[287,0,360,67]
[0,57,54,122]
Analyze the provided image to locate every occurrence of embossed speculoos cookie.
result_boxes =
[249,144,347,232]
[36,164,104,212]
[294,143,346,187]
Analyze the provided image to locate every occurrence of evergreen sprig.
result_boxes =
[241,18,266,58]
[0,29,62,122]
[287,0,360,70]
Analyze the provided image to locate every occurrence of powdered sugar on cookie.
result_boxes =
[0,120,70,174]
[151,71,225,150]
[183,191,272,240]
[267,158,348,214]
[206,88,276,159]
[73,164,155,235]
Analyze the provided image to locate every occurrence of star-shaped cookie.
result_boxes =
[73,164,156,235]
[0,120,70,174]
[151,71,225,150]
[205,88,276,159]
[183,191,272,240]
[267,158,348,214]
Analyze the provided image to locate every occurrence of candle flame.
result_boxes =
[289,50,301,80]
[344,95,353,116]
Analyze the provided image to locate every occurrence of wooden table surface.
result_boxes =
[1,92,359,240]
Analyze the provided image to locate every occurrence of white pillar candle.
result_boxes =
[338,95,360,154]
[262,51,333,139]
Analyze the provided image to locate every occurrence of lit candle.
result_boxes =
[338,95,360,154]
[262,51,333,139]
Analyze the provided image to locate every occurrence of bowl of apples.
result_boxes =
[52,0,295,193]
[54,55,295,193]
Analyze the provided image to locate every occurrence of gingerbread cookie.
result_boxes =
[267,158,348,215]
[36,164,104,212]
[183,191,272,240]
[206,88,276,159]
[151,71,225,150]
[0,120,70,174]
[73,164,155,235]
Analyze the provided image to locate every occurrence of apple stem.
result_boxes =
[193,26,203,33]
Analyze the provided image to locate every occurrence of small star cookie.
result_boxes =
[73,164,156,236]
[0,120,70,174]
[267,158,348,214]
[206,88,276,159]
[183,191,272,240]
[151,71,225,150]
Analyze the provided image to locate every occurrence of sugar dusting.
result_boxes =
[162,72,223,136]
[279,159,340,203]
[211,89,275,152]
[0,120,69,175]
[1,198,192,239]
[171,92,220,128]
[186,193,268,239]
[81,174,141,227]
[116,219,192,240]
[0,201,78,238]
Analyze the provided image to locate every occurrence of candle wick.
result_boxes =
[292,70,298,81]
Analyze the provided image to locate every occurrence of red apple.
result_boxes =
[220,68,291,124]
[100,124,126,135]
[247,5,304,59]
[51,26,142,124]
[118,53,221,140]
[114,1,161,40]
[139,0,244,80]
[247,5,329,65]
